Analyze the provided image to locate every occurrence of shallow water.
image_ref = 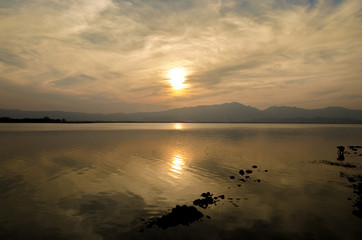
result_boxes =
[0,123,361,240]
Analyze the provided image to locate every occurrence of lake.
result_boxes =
[0,123,361,240]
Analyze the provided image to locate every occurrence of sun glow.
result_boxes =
[168,68,187,90]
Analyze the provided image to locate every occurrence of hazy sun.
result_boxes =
[168,68,187,90]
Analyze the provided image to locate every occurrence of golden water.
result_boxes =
[0,123,361,239]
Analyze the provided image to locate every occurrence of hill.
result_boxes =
[1,103,362,123]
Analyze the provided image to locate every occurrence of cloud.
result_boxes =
[0,48,25,67]
[0,77,170,113]
[51,74,97,87]
[80,31,115,46]
[0,0,361,112]
[0,0,28,9]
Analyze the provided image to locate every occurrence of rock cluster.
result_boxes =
[143,165,269,230]
[193,192,223,209]
[146,205,204,229]
[331,145,362,218]
[340,173,362,218]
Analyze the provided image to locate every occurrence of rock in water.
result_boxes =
[193,192,216,209]
[337,146,345,160]
[147,205,204,229]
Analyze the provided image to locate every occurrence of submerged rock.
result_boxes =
[312,160,356,168]
[348,177,357,183]
[352,182,362,218]
[147,205,204,229]
[339,173,362,219]
[348,146,362,151]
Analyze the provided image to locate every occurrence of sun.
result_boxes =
[168,68,187,90]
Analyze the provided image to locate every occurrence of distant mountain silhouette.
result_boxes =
[1,102,362,123]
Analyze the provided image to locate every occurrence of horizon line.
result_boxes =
[1,102,361,115]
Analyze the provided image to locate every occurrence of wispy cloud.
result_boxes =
[0,0,361,112]
[50,74,97,87]
[0,48,25,67]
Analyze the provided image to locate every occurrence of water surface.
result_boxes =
[0,123,361,239]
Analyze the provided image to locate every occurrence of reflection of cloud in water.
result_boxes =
[58,191,147,239]
[0,174,25,195]
[0,189,149,240]
[170,153,185,176]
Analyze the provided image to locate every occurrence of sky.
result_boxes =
[0,0,361,113]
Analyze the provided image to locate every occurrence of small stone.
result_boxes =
[264,170,269,172]
[246,170,253,174]
[252,165,258,168]
[239,170,245,176]
[230,176,235,179]
[337,146,345,152]
[201,192,212,198]
[348,177,356,183]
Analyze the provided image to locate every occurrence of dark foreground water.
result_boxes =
[0,123,361,240]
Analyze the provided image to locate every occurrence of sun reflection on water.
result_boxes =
[174,123,183,130]
[170,153,185,176]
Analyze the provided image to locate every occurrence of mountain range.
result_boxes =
[1,102,362,123]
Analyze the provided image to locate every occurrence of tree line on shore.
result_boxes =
[0,117,66,123]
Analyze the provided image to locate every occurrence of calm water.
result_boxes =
[0,123,361,240]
